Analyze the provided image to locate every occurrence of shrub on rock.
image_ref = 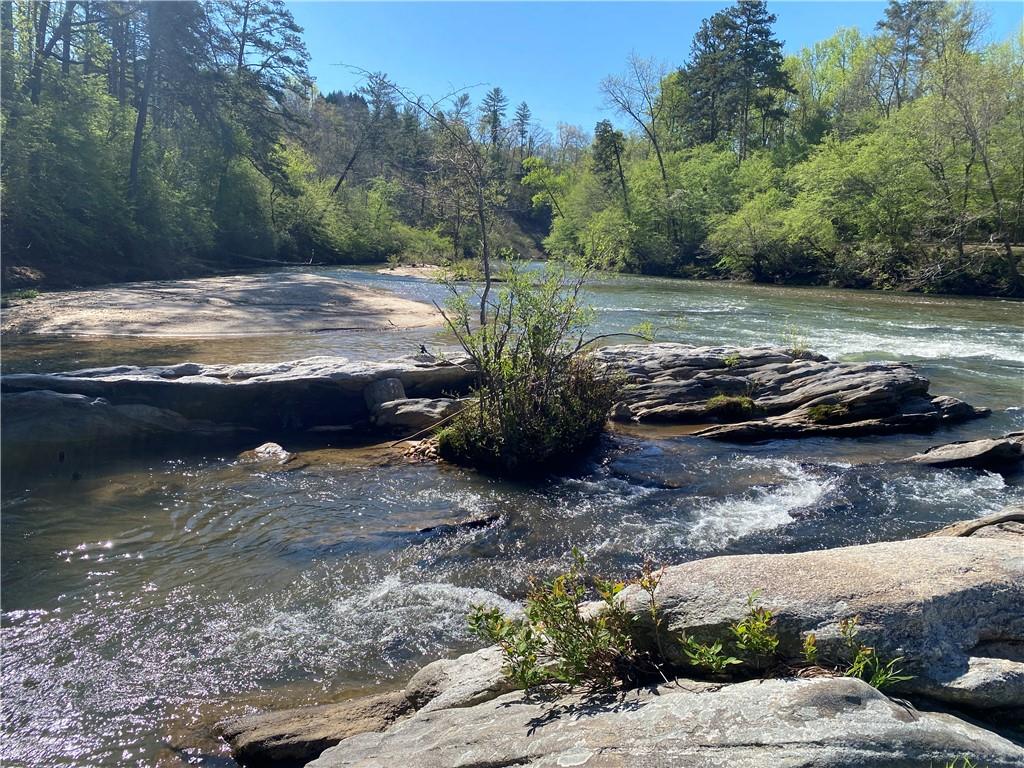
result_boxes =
[434,259,624,476]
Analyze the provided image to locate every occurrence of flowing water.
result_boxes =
[2,268,1023,767]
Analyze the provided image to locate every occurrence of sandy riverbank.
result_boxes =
[375,265,445,280]
[1,272,441,336]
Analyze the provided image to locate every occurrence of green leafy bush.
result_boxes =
[467,550,634,690]
[435,259,620,476]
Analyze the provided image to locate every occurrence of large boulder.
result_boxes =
[372,398,467,433]
[618,537,1024,711]
[217,690,413,768]
[308,676,1024,768]
[906,433,1024,471]
[594,343,987,440]
[405,645,515,713]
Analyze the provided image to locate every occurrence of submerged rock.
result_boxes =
[618,536,1024,711]
[0,389,232,478]
[307,676,1024,768]
[906,432,1024,471]
[217,690,414,767]
[594,343,987,440]
[237,442,293,465]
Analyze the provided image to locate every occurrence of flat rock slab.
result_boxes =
[1,355,475,431]
[906,432,1024,471]
[618,536,1024,710]
[0,355,475,477]
[307,677,1024,768]
[594,343,987,440]
[0,272,441,336]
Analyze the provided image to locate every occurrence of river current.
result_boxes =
[2,268,1023,766]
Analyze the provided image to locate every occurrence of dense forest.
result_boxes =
[1,0,1022,295]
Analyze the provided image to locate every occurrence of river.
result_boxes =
[2,268,1023,766]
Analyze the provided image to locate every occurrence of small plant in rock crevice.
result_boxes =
[807,402,850,424]
[470,560,913,694]
[941,758,982,768]
[802,632,819,664]
[705,393,758,420]
[681,636,743,673]
[467,549,636,691]
[730,590,780,668]
[837,616,913,690]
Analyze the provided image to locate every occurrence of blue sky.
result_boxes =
[288,1,1024,134]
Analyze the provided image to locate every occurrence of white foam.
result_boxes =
[686,459,832,548]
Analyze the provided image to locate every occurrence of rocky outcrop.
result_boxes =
[906,432,1024,471]
[596,343,987,440]
[220,527,1024,767]
[217,690,414,767]
[925,505,1024,541]
[1,344,989,470]
[1,355,475,430]
[307,676,1024,768]
[1,355,476,473]
[618,536,1024,711]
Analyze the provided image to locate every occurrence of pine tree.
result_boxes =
[480,86,508,147]
[591,120,630,215]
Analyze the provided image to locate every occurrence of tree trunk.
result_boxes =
[61,2,75,75]
[977,150,1020,294]
[236,0,248,72]
[128,9,156,200]
[476,190,491,324]
[29,1,51,105]
[613,142,630,217]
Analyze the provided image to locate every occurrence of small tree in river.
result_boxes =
[434,258,623,476]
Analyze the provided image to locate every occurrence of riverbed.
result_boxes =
[2,268,1023,766]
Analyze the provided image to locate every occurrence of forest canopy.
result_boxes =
[2,0,1022,295]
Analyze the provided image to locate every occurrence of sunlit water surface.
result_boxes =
[2,269,1023,766]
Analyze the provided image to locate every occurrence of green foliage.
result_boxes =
[681,637,744,674]
[467,549,634,690]
[802,632,819,665]
[942,759,980,768]
[723,353,741,368]
[730,591,780,664]
[435,259,619,476]
[837,616,913,691]
[535,1,1023,295]
[807,403,849,424]
[705,394,758,420]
